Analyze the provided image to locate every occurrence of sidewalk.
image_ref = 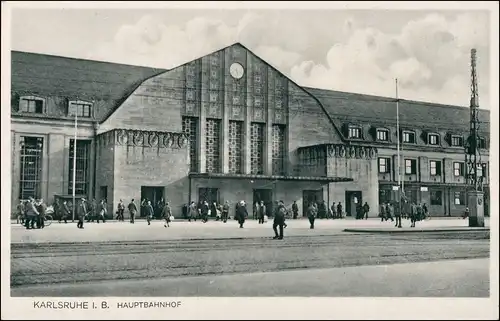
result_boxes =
[10,217,490,244]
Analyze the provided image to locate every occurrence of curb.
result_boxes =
[343,228,490,234]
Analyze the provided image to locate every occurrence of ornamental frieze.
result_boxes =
[324,144,377,160]
[98,129,187,149]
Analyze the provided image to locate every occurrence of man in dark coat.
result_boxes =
[336,202,343,219]
[96,199,107,223]
[200,200,209,223]
[60,200,70,224]
[307,202,317,229]
[292,201,299,219]
[128,199,137,224]
[24,197,38,229]
[235,201,248,228]
[222,201,230,223]
[162,202,172,228]
[363,202,370,220]
[318,201,327,219]
[273,201,286,239]
[144,200,154,225]
[77,198,88,229]
[36,199,47,229]
[258,200,266,224]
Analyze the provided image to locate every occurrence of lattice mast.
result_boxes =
[465,48,483,192]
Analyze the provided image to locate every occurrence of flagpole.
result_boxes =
[396,79,400,193]
[72,111,77,222]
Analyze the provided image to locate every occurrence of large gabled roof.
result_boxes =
[11,50,166,121]
[305,87,490,134]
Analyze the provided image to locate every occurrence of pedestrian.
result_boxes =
[211,202,219,221]
[292,201,299,219]
[222,201,230,223]
[24,197,38,229]
[96,200,107,223]
[61,200,70,223]
[380,203,386,222]
[117,199,125,221]
[200,200,209,223]
[462,207,469,219]
[162,202,172,228]
[88,199,97,222]
[258,200,266,224]
[394,201,402,228]
[422,203,429,220]
[253,201,260,220]
[337,202,343,219]
[331,202,336,219]
[318,201,327,219]
[36,198,47,229]
[77,198,87,229]
[235,200,248,228]
[363,202,370,220]
[128,199,137,224]
[307,202,317,229]
[188,201,197,222]
[16,200,25,225]
[386,202,394,222]
[145,200,154,225]
[273,200,287,239]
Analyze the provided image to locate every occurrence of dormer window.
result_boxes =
[402,131,416,144]
[376,129,389,141]
[348,126,362,139]
[428,133,440,145]
[68,100,92,118]
[451,135,463,147]
[19,96,45,114]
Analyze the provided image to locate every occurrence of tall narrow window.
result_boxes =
[205,118,221,173]
[250,123,265,174]
[182,117,198,172]
[405,159,417,175]
[454,162,464,176]
[228,121,243,174]
[68,139,91,195]
[272,124,286,175]
[430,160,441,176]
[19,137,44,199]
[378,157,390,173]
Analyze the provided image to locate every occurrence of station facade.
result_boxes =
[10,43,490,218]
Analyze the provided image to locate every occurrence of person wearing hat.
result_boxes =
[77,198,88,229]
[128,199,138,224]
[235,200,248,228]
[273,200,287,239]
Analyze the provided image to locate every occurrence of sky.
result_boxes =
[8,4,494,109]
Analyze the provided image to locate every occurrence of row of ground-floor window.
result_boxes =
[379,184,490,217]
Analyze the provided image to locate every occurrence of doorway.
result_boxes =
[345,191,362,217]
[253,189,273,218]
[303,189,323,218]
[199,188,219,217]
[140,186,164,217]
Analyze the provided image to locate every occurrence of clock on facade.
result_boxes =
[230,63,245,80]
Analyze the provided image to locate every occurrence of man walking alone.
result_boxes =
[273,201,287,240]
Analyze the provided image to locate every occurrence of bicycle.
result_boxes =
[43,214,53,227]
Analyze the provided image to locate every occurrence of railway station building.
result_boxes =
[10,43,490,218]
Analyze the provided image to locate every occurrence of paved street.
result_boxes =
[10,217,490,296]
[11,258,489,297]
[10,217,489,243]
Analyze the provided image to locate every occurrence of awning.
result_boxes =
[188,172,353,183]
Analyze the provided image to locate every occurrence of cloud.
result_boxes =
[291,13,490,107]
[88,12,490,108]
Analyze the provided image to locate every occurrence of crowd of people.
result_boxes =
[17,194,466,233]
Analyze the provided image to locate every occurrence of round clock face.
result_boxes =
[230,63,245,80]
